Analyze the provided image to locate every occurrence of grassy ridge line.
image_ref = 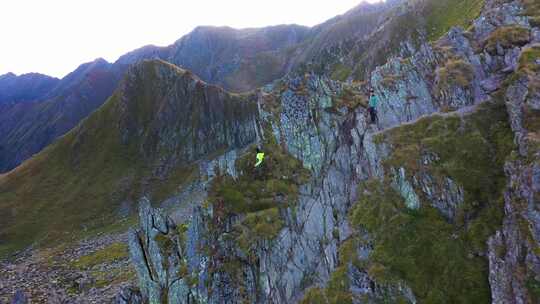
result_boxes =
[0,93,138,257]
[0,60,241,258]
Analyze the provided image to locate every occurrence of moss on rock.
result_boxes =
[235,208,284,253]
[300,288,327,304]
[347,100,515,303]
[524,0,540,27]
[425,0,485,41]
[331,64,352,82]
[350,179,491,302]
[299,267,353,304]
[484,26,531,54]
[71,242,129,270]
[333,85,368,110]
[437,59,474,89]
[209,129,310,215]
[518,45,540,75]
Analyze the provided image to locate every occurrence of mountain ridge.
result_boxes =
[0,72,59,105]
[1,0,539,302]
[0,0,413,173]
[0,58,258,257]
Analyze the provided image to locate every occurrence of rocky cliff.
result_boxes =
[1,0,540,303]
[122,0,540,303]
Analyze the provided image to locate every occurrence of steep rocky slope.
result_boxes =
[1,0,540,303]
[0,231,135,303]
[119,0,540,303]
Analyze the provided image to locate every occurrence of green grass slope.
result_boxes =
[0,60,258,258]
[357,101,512,302]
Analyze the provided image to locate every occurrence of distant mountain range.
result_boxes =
[0,72,59,105]
[0,1,412,173]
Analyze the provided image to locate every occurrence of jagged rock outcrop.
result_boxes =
[128,198,193,303]
[124,1,540,303]
[487,42,540,303]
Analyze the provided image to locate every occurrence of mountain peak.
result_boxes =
[124,59,203,89]
[114,45,170,66]
[0,72,60,105]
[0,72,16,79]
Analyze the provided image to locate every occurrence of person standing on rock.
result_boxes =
[255,147,265,167]
[368,88,379,124]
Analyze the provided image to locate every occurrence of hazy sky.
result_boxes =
[0,0,382,78]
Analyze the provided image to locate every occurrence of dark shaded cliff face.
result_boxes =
[0,60,258,257]
[117,60,258,166]
[0,72,59,105]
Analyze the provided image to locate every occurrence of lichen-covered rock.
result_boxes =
[391,167,421,210]
[128,198,195,304]
[275,74,341,174]
[487,41,540,303]
[123,1,540,303]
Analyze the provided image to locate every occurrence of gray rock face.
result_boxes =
[128,198,193,304]
[472,0,529,41]
[121,0,540,303]
[258,76,358,302]
[488,59,540,304]
[276,75,340,174]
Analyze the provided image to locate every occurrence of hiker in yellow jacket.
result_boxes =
[255,147,265,167]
